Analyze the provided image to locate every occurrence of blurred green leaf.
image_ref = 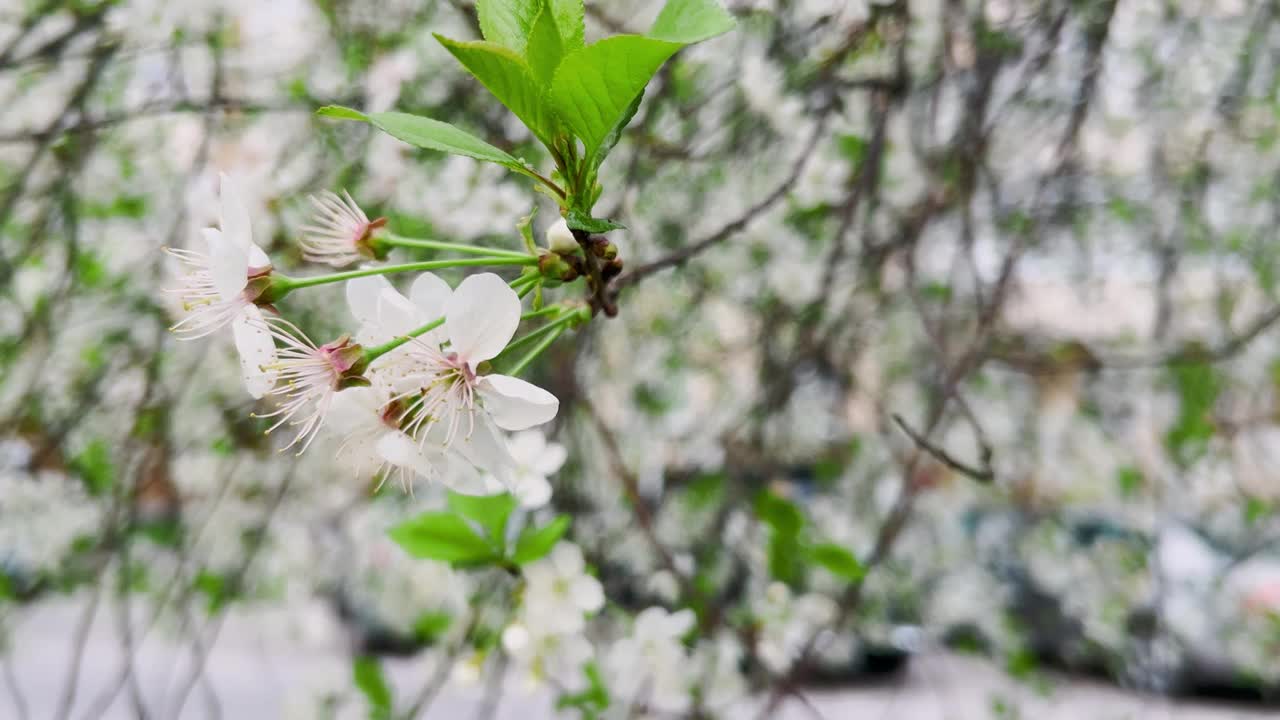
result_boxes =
[512,515,571,565]
[1165,360,1221,466]
[412,611,454,644]
[809,543,865,582]
[352,656,392,719]
[388,512,498,565]
[755,491,803,536]
[70,439,114,496]
[447,491,517,543]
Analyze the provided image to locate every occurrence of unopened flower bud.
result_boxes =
[545,218,579,254]
[601,257,623,281]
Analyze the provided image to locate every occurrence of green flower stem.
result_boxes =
[378,234,530,259]
[362,317,445,363]
[520,305,564,321]
[494,309,584,369]
[279,256,535,292]
[506,323,568,376]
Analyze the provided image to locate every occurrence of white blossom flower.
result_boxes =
[298,190,385,267]
[754,581,837,673]
[326,383,485,494]
[368,272,559,486]
[255,319,366,454]
[166,173,278,397]
[521,543,605,636]
[482,429,566,508]
[501,621,595,690]
[605,606,697,712]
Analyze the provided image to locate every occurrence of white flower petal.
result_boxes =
[247,242,271,269]
[346,275,394,326]
[375,431,438,477]
[232,306,277,398]
[409,272,452,320]
[203,228,248,301]
[451,417,515,480]
[513,473,552,509]
[439,452,493,495]
[532,442,567,476]
[550,543,584,576]
[570,575,605,613]
[327,386,384,435]
[445,273,520,364]
[508,429,547,462]
[478,374,559,430]
[219,173,254,252]
[376,286,422,338]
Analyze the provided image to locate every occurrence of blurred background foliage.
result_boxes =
[3,0,1280,717]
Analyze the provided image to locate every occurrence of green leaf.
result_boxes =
[447,491,517,544]
[809,543,865,582]
[589,87,644,169]
[476,0,541,54]
[512,515,571,565]
[526,2,564,86]
[649,0,736,44]
[565,208,625,233]
[412,611,454,644]
[353,656,392,719]
[388,512,498,565]
[549,35,682,157]
[315,104,366,121]
[318,106,522,169]
[435,36,560,144]
[755,491,803,536]
[549,0,585,52]
[71,439,115,496]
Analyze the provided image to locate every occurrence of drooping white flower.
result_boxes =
[482,429,566,508]
[166,173,278,397]
[521,542,605,636]
[255,318,366,454]
[298,190,385,267]
[606,606,696,712]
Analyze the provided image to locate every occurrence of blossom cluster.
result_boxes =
[166,174,562,497]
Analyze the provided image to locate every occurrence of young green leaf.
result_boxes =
[649,0,737,44]
[434,36,560,144]
[589,88,644,170]
[809,543,866,582]
[525,2,565,86]
[317,106,520,168]
[548,0,585,52]
[565,208,625,233]
[511,515,571,565]
[447,491,518,544]
[476,0,541,54]
[388,511,498,565]
[549,35,682,157]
